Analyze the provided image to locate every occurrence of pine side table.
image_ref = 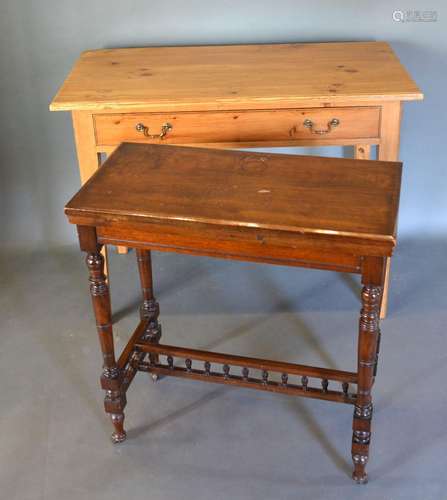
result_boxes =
[65,143,402,483]
[51,41,422,317]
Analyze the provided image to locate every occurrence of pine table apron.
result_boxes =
[50,42,422,318]
[65,143,402,483]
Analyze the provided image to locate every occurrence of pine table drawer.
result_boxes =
[94,107,380,146]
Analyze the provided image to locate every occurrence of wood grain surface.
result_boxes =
[51,42,423,112]
[66,143,402,247]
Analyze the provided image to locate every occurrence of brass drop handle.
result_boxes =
[303,118,340,135]
[135,122,173,139]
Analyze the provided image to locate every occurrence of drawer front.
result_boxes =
[94,107,380,146]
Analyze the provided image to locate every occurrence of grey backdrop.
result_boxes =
[0,1,445,248]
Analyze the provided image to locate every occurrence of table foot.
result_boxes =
[352,468,368,484]
[110,413,127,443]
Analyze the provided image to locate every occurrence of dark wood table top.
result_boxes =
[66,143,401,252]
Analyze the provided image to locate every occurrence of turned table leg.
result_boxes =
[351,257,385,483]
[79,225,127,443]
[136,249,161,379]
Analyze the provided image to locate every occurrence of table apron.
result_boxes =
[94,224,367,273]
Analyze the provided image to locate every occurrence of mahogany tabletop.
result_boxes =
[66,143,402,256]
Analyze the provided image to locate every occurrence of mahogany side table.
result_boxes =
[65,143,402,483]
[52,41,422,318]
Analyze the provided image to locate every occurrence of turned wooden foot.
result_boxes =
[351,402,373,484]
[352,464,369,484]
[110,413,127,443]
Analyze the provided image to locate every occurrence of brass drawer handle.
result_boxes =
[303,118,340,135]
[135,122,173,139]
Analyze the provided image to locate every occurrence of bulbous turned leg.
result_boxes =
[136,249,162,381]
[86,249,127,443]
[351,284,382,484]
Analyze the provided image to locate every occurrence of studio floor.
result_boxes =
[1,237,446,500]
